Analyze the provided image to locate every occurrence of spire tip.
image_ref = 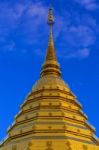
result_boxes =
[48,2,54,26]
[40,1,61,78]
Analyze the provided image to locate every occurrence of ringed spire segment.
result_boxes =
[48,3,54,26]
[40,3,61,78]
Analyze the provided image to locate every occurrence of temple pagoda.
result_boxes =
[0,3,99,150]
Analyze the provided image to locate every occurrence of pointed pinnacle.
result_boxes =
[40,5,61,78]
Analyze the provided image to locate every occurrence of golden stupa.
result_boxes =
[0,4,99,150]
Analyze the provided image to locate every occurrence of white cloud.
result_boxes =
[0,0,98,60]
[65,25,96,47]
[0,2,27,52]
[59,48,90,59]
[75,0,98,10]
[0,1,48,52]
[55,11,98,60]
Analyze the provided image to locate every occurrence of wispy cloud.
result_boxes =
[59,48,90,59]
[0,2,26,31]
[0,0,98,60]
[75,0,98,10]
[0,2,26,52]
[0,1,48,53]
[64,25,96,47]
[56,12,97,59]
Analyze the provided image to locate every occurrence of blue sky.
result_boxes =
[0,0,99,141]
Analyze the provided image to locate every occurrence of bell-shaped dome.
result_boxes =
[32,75,70,92]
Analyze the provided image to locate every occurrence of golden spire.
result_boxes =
[40,3,61,78]
[46,3,56,61]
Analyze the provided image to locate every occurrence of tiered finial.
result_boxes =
[40,2,61,78]
[45,4,56,61]
[48,3,54,26]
